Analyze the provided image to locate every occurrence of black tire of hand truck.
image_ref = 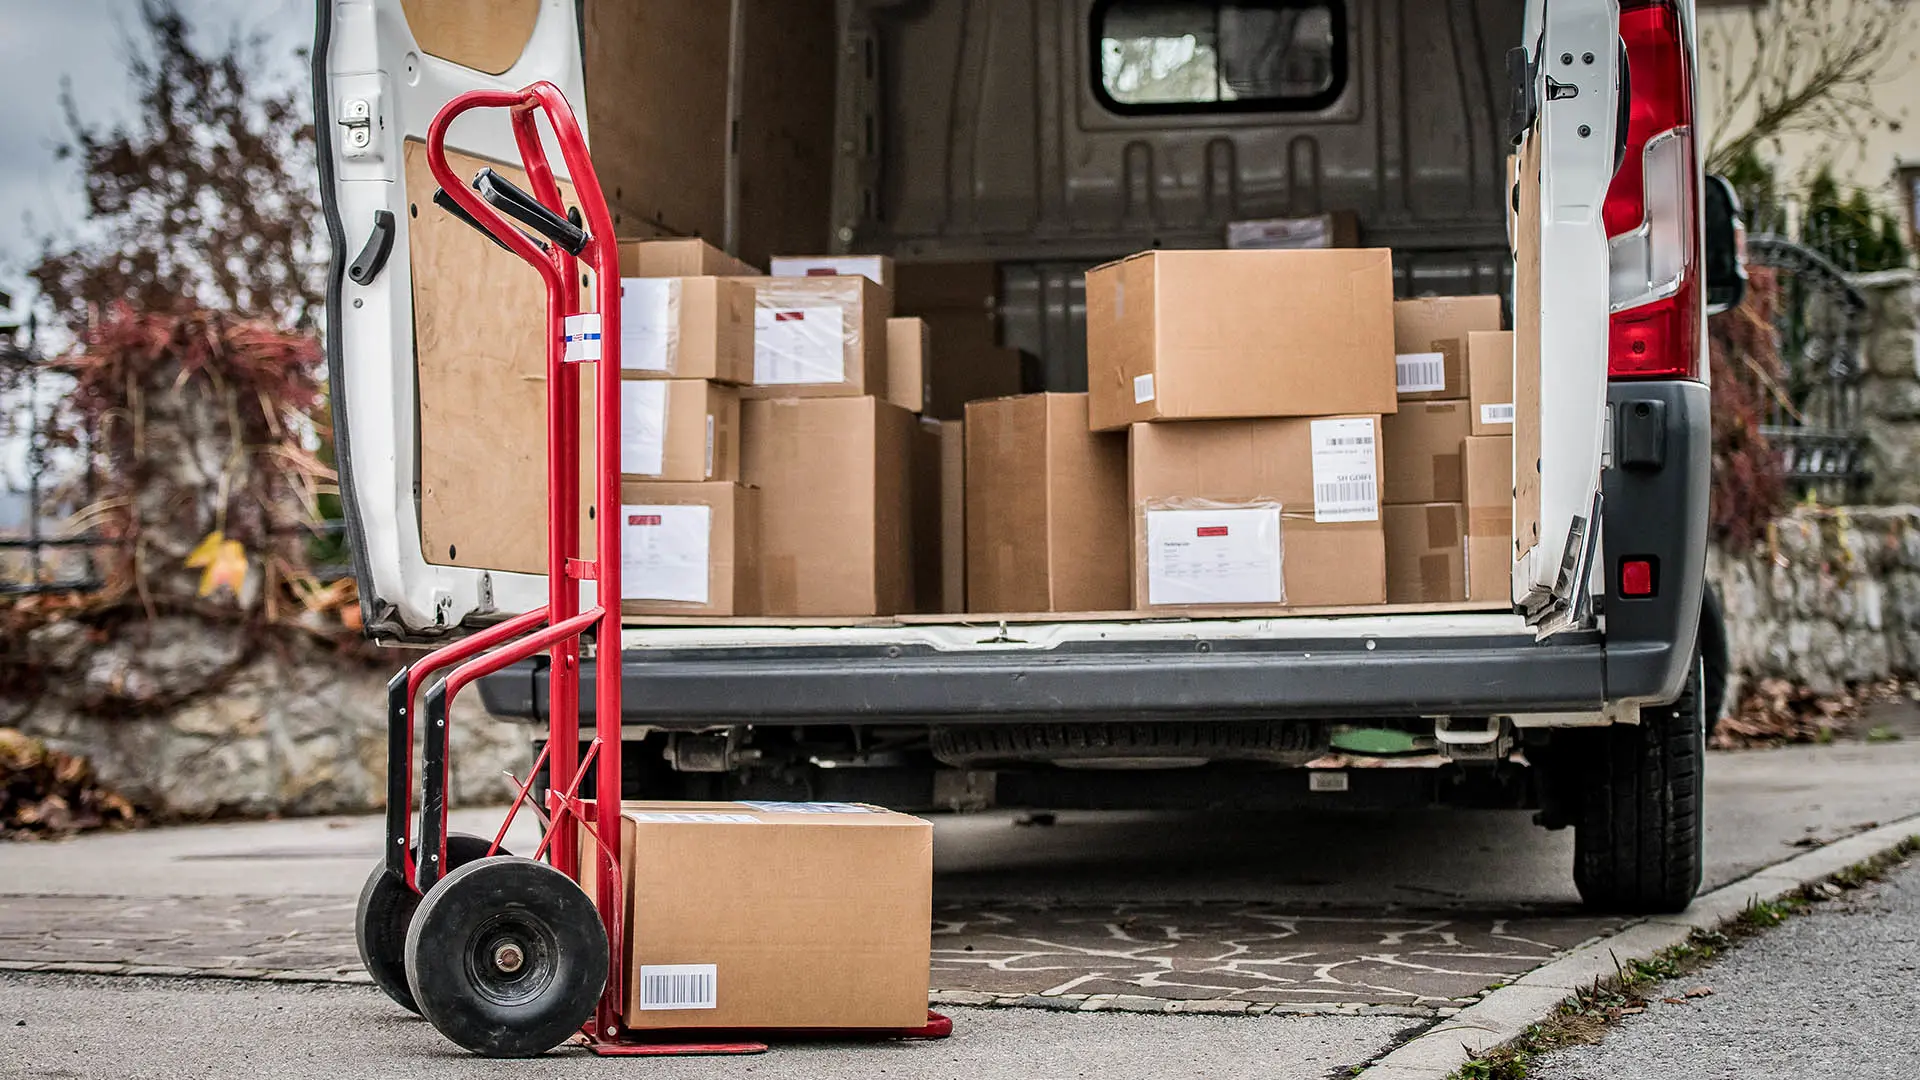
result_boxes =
[355,833,506,1014]
[1571,654,1707,914]
[403,856,609,1058]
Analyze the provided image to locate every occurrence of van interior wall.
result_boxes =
[858,0,1524,389]
[582,0,836,268]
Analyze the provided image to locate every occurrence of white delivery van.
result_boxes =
[317,0,1745,912]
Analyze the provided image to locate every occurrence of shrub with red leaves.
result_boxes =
[1708,267,1789,553]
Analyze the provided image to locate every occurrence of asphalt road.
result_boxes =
[1,736,1918,1078]
[1532,855,1920,1080]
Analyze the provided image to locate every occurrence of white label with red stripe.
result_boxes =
[1144,506,1284,606]
[753,306,846,385]
[619,503,710,604]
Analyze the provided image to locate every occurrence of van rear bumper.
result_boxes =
[477,629,1686,727]
[477,380,1709,729]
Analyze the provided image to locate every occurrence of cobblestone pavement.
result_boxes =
[0,890,1615,1015]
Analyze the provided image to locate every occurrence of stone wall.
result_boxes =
[2,617,524,819]
[1710,506,1920,696]
[1858,269,1920,504]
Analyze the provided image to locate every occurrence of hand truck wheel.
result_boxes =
[403,855,609,1058]
[354,833,508,1014]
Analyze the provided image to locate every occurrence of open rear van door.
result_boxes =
[1510,0,1625,637]
[316,0,587,640]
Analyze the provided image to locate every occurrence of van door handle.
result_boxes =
[347,209,395,285]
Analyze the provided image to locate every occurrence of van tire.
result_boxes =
[1572,656,1706,914]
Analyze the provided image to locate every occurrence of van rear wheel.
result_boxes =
[1571,656,1706,914]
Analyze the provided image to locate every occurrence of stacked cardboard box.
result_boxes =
[600,239,761,616]
[1380,298,1508,604]
[1082,249,1396,611]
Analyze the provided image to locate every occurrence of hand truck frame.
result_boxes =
[351,81,948,1059]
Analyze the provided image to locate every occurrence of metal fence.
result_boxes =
[1743,233,1873,503]
[0,326,106,597]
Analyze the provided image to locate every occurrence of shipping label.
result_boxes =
[619,278,677,372]
[754,306,847,385]
[1145,506,1285,606]
[1309,418,1380,523]
[638,964,719,1011]
[619,503,711,604]
[620,380,667,476]
[562,312,602,363]
[1133,373,1155,403]
[1394,351,1447,394]
[737,801,879,814]
[626,813,755,826]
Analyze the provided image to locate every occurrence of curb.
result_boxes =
[1352,814,1920,1080]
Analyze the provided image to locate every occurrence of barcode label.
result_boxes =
[639,964,717,1010]
[1134,373,1156,403]
[737,801,879,814]
[1395,351,1446,394]
[1480,402,1516,425]
[1309,418,1380,523]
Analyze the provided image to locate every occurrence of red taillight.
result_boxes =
[1604,0,1701,381]
[1620,558,1656,598]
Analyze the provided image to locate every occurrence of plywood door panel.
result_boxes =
[398,0,542,75]
[405,139,576,574]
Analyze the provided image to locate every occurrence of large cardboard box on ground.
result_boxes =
[965,394,1129,613]
[1128,417,1386,609]
[586,801,932,1031]
[1391,295,1504,401]
[617,277,755,384]
[617,379,740,482]
[741,396,915,616]
[609,482,758,617]
[743,277,891,399]
[1385,503,1467,604]
[1382,400,1471,505]
[619,238,760,279]
[1463,435,1515,604]
[1085,249,1396,431]
[1468,331,1516,436]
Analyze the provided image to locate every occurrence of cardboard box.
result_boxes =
[1225,211,1360,250]
[1468,331,1516,436]
[1128,416,1386,609]
[770,254,895,290]
[1385,503,1467,604]
[887,317,930,414]
[609,482,758,616]
[965,394,1129,614]
[1382,400,1471,505]
[742,276,891,399]
[617,378,739,482]
[618,276,755,384]
[1392,295,1504,401]
[1085,249,1396,431]
[937,421,966,613]
[910,418,942,613]
[741,396,915,615]
[619,238,760,278]
[589,801,932,1031]
[1463,435,1514,604]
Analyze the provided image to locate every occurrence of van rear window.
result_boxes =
[1094,0,1345,114]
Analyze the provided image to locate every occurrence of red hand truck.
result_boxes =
[349,83,950,1059]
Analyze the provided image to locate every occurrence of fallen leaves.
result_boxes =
[0,728,140,840]
[1711,677,1910,748]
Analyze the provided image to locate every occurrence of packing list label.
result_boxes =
[620,278,677,372]
[1395,351,1446,394]
[620,380,667,476]
[620,503,711,604]
[754,306,846,385]
[1309,418,1380,523]
[1145,506,1285,606]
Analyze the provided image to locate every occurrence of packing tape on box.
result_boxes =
[1432,453,1462,501]
[621,278,683,374]
[1139,498,1287,607]
[1468,507,1514,535]
[1426,505,1457,548]
[761,553,798,614]
[1418,554,1454,602]
[751,279,859,386]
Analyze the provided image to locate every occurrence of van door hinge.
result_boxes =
[1506,46,1537,144]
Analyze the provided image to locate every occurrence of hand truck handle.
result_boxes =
[473,167,589,255]
[431,188,526,254]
